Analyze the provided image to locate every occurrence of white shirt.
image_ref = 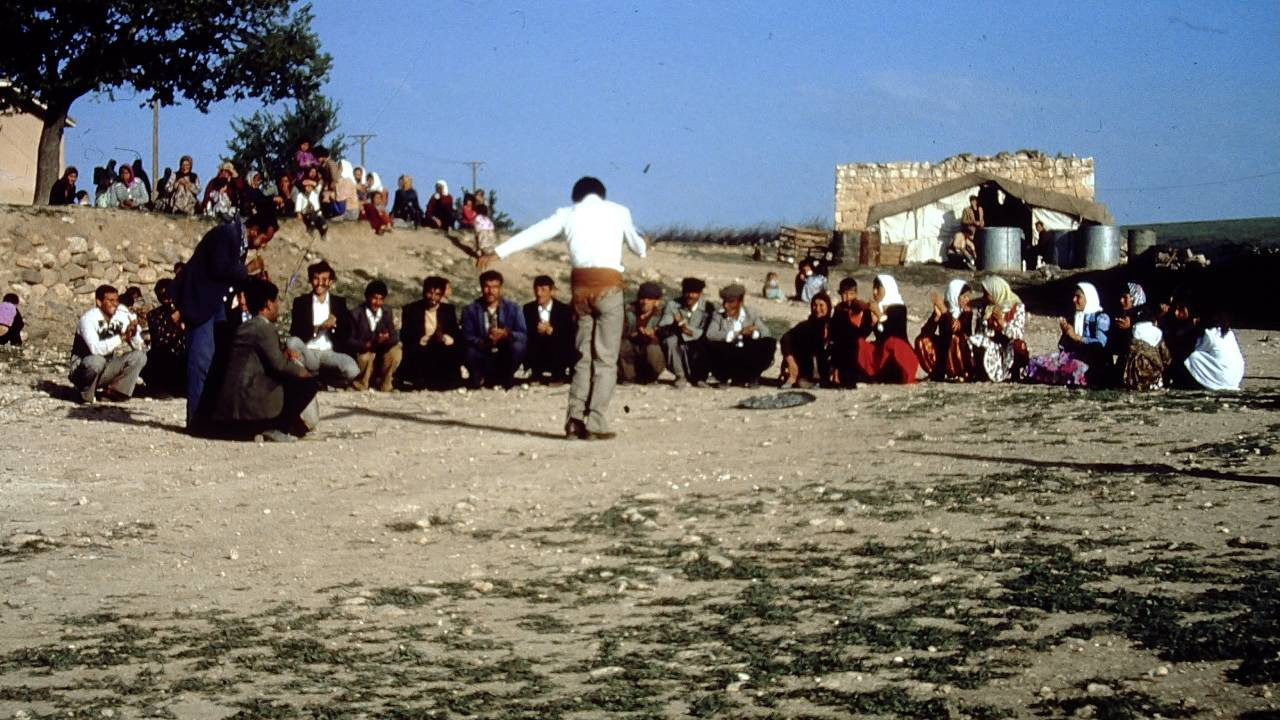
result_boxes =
[308,293,333,352]
[494,194,645,272]
[364,307,383,332]
[537,301,552,325]
[295,187,322,214]
[76,307,142,357]
[1185,328,1244,390]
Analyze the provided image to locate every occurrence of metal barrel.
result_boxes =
[976,227,1023,271]
[1076,225,1122,269]
[1127,229,1157,260]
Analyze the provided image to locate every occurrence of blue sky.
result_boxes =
[61,0,1279,229]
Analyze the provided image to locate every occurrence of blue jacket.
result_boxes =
[461,298,527,364]
[174,221,247,326]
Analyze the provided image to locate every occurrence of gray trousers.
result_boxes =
[69,351,146,401]
[285,337,359,382]
[568,288,623,434]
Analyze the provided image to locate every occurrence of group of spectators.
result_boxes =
[46,139,497,248]
[768,263,1243,392]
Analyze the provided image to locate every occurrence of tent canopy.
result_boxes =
[866,172,1114,263]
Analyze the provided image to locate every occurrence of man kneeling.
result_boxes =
[212,278,319,442]
[69,284,147,403]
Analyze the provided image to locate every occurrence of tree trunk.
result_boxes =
[33,108,70,206]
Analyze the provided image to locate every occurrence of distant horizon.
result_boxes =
[55,1,1278,230]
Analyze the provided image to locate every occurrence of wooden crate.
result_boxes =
[778,225,830,264]
[879,243,906,266]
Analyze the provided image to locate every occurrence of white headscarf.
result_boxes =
[433,179,449,199]
[875,274,904,313]
[366,171,384,193]
[339,159,355,182]
[1073,282,1103,336]
[945,279,968,319]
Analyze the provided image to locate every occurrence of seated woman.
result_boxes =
[361,189,394,235]
[424,180,455,229]
[1111,283,1169,390]
[779,292,833,388]
[970,276,1028,382]
[1169,307,1244,391]
[156,155,200,215]
[459,193,477,229]
[49,166,79,206]
[391,175,424,227]
[1024,281,1110,387]
[270,173,295,216]
[828,277,874,388]
[353,166,370,204]
[202,162,240,219]
[107,165,150,210]
[915,279,975,382]
[856,274,919,384]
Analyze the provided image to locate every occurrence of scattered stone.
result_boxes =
[471,580,494,594]
[705,552,733,569]
[227,549,239,561]
[1085,682,1114,696]
[588,666,625,679]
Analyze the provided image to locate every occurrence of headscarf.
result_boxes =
[433,179,449,199]
[980,276,1022,320]
[945,279,968,319]
[340,159,355,182]
[874,274,904,312]
[1126,282,1147,309]
[1073,281,1103,336]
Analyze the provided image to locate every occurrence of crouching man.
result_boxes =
[212,278,319,442]
[69,284,147,403]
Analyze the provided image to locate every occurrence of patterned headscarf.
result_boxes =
[980,276,1022,320]
[1126,282,1147,308]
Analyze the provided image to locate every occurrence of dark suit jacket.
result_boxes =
[349,302,399,352]
[461,298,527,361]
[522,299,574,346]
[401,299,460,349]
[289,293,354,353]
[175,221,247,326]
[214,315,307,422]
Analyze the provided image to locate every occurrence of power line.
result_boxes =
[1100,169,1280,192]
[350,133,376,167]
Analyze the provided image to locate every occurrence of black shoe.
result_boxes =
[565,419,588,440]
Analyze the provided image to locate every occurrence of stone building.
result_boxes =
[0,80,73,205]
[834,150,1095,233]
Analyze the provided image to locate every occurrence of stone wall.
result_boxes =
[834,151,1096,232]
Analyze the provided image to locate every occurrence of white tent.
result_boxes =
[866,172,1114,264]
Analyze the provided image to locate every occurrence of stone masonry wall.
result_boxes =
[834,151,1095,232]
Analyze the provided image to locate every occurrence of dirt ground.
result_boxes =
[1,219,1278,719]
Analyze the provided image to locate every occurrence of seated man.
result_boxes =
[399,275,463,390]
[349,280,402,392]
[461,270,527,389]
[142,279,187,396]
[619,281,666,384]
[522,275,575,384]
[829,277,873,388]
[286,260,359,386]
[69,284,147,403]
[212,278,319,442]
[705,283,776,388]
[0,293,24,346]
[660,277,714,387]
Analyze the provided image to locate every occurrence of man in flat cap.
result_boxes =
[705,283,776,387]
[659,277,714,388]
[619,281,666,385]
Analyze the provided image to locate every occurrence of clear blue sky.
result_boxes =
[61,0,1280,229]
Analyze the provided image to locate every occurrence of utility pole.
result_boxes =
[463,160,485,190]
[151,100,159,185]
[350,133,376,167]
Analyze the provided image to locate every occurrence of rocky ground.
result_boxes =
[1,207,1278,718]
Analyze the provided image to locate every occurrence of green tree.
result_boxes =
[0,0,331,203]
[226,94,347,183]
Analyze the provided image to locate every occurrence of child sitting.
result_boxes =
[474,204,496,255]
[763,272,785,301]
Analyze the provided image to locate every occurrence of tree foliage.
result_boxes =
[0,0,332,201]
[226,94,346,182]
